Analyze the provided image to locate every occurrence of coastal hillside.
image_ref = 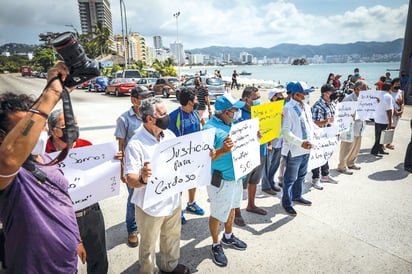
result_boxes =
[189,39,403,60]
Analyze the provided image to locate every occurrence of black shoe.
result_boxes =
[379,151,389,155]
[211,244,227,267]
[271,185,281,192]
[371,153,383,158]
[283,205,297,216]
[292,198,312,206]
[405,167,412,173]
[220,234,247,250]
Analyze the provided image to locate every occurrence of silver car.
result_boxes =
[176,76,225,101]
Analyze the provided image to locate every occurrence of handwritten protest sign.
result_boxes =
[251,101,283,144]
[335,101,358,133]
[47,141,120,211]
[230,118,260,180]
[356,91,383,120]
[308,126,339,171]
[142,128,216,209]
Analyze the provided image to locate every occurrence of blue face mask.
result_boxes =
[252,99,261,106]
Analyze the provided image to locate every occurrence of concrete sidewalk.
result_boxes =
[73,100,412,273]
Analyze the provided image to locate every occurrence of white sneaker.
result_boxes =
[320,175,338,184]
[312,178,324,190]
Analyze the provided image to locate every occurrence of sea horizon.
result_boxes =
[179,62,401,89]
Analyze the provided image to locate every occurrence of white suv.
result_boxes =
[176,76,225,101]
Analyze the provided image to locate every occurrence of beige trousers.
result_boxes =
[338,136,362,170]
[135,206,181,274]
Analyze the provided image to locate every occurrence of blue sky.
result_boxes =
[0,0,408,49]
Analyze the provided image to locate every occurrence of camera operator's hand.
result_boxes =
[46,62,76,93]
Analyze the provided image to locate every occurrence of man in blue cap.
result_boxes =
[203,93,247,267]
[281,81,316,216]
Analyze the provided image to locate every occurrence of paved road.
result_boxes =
[1,74,412,273]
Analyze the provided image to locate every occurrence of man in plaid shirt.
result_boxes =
[311,84,338,190]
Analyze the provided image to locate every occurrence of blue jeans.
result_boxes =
[126,185,138,234]
[282,152,309,208]
[262,147,282,189]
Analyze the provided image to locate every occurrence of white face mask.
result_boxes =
[233,109,242,121]
[304,94,311,105]
[32,131,48,155]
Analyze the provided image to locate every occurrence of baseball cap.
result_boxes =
[267,87,285,101]
[286,81,314,93]
[215,94,245,111]
[131,86,151,97]
[321,84,337,93]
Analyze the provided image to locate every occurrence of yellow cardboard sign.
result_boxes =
[251,101,284,144]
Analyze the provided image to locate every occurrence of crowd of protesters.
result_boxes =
[0,61,411,273]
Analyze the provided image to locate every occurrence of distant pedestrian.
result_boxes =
[333,74,342,89]
[231,70,239,90]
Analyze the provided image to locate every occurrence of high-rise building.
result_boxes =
[153,36,163,49]
[170,42,185,65]
[78,0,114,41]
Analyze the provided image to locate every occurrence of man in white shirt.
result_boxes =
[124,98,190,274]
[371,83,394,156]
[281,81,316,216]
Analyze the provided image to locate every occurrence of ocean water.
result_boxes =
[179,62,401,89]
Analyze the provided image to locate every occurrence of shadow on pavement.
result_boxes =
[368,162,410,181]
[106,222,127,251]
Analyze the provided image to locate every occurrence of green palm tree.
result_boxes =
[90,21,112,57]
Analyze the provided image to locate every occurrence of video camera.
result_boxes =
[52,32,100,88]
[330,90,346,103]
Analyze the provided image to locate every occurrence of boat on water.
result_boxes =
[239,71,252,76]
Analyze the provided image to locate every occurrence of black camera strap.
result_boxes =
[22,156,72,201]
[34,76,79,166]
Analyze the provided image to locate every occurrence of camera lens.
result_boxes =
[52,32,86,69]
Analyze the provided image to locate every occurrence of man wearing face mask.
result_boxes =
[281,81,316,216]
[234,86,267,227]
[338,80,368,173]
[124,98,190,274]
[203,94,247,267]
[168,88,205,224]
[46,109,108,274]
[261,88,285,196]
[114,86,153,248]
[310,84,339,190]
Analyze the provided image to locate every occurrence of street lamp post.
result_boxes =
[173,11,180,77]
[120,0,128,70]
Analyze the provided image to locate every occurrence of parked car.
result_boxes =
[152,77,180,98]
[93,76,109,92]
[78,80,91,89]
[175,76,225,101]
[136,78,157,92]
[111,69,142,82]
[105,78,138,96]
